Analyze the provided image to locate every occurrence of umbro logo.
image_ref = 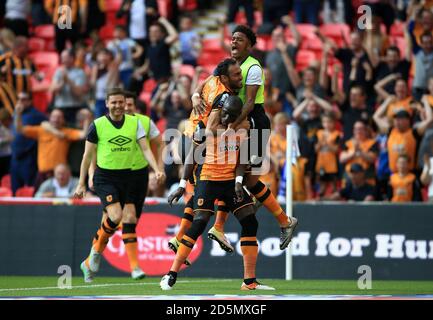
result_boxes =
[108,135,132,146]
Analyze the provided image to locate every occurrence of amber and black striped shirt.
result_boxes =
[44,0,88,25]
[0,81,17,116]
[0,52,36,96]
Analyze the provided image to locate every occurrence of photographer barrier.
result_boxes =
[0,201,432,280]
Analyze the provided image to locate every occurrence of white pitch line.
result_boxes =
[0,279,236,293]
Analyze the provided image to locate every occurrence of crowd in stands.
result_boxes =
[0,0,433,204]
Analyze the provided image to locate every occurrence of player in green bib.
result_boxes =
[192,25,298,252]
[74,88,164,283]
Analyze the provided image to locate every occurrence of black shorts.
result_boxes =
[248,105,271,168]
[193,179,254,215]
[93,168,135,209]
[130,167,149,218]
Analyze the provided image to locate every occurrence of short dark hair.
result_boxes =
[106,87,125,100]
[232,25,257,47]
[421,31,433,42]
[214,58,238,77]
[350,84,366,96]
[123,90,137,104]
[223,95,243,114]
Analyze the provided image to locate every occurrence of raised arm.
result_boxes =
[159,16,178,46]
[373,96,393,134]
[416,95,433,135]
[276,42,301,88]
[374,73,399,100]
[292,98,310,121]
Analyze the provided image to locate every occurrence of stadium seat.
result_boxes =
[295,50,317,71]
[319,23,350,46]
[139,91,152,110]
[179,0,197,11]
[0,175,11,189]
[197,51,229,66]
[303,37,323,59]
[143,78,157,94]
[390,21,405,38]
[104,0,123,12]
[202,39,224,52]
[157,0,170,18]
[34,25,55,39]
[29,52,60,79]
[15,186,35,197]
[156,118,166,134]
[99,25,115,41]
[179,64,195,79]
[28,38,46,52]
[392,36,406,57]
[0,187,12,197]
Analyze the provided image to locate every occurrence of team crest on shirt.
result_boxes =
[106,195,113,202]
[197,198,204,206]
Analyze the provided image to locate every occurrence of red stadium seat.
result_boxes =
[28,38,46,52]
[180,0,197,11]
[295,50,317,71]
[319,23,350,46]
[34,25,55,39]
[392,36,407,57]
[303,37,323,59]
[143,78,157,93]
[202,39,224,52]
[29,52,59,79]
[0,175,11,189]
[179,64,195,78]
[156,118,166,133]
[293,23,317,41]
[197,51,229,66]
[139,91,152,110]
[99,25,115,41]
[157,0,170,18]
[104,0,123,12]
[0,187,12,197]
[15,186,35,197]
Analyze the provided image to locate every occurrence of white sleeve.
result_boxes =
[245,65,263,86]
[149,120,161,139]
[136,120,146,140]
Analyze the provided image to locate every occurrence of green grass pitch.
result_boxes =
[0,277,432,297]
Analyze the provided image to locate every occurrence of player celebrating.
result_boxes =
[167,58,243,257]
[193,25,297,251]
[74,88,164,283]
[161,95,275,291]
[88,91,164,280]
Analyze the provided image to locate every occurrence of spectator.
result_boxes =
[116,0,159,48]
[421,145,433,202]
[263,0,291,26]
[388,154,422,202]
[324,163,375,201]
[227,0,255,28]
[146,17,179,84]
[270,112,290,172]
[375,79,414,120]
[278,157,312,202]
[407,7,433,54]
[50,49,89,125]
[0,113,12,180]
[44,0,88,53]
[363,14,390,67]
[340,120,378,186]
[326,31,374,96]
[179,14,202,67]
[293,0,321,25]
[0,37,42,96]
[34,163,78,198]
[10,92,46,194]
[263,68,282,116]
[0,81,17,117]
[107,25,144,90]
[4,0,30,37]
[373,46,411,101]
[162,89,191,130]
[374,101,433,173]
[364,0,395,33]
[30,0,51,26]
[411,32,433,101]
[0,28,15,55]
[90,48,121,118]
[335,85,374,141]
[265,20,300,112]
[14,107,89,191]
[83,0,105,38]
[313,112,341,196]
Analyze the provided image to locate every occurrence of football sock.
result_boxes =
[93,217,119,253]
[176,197,194,242]
[213,201,229,233]
[240,236,258,280]
[249,180,289,227]
[171,235,195,273]
[122,223,139,270]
